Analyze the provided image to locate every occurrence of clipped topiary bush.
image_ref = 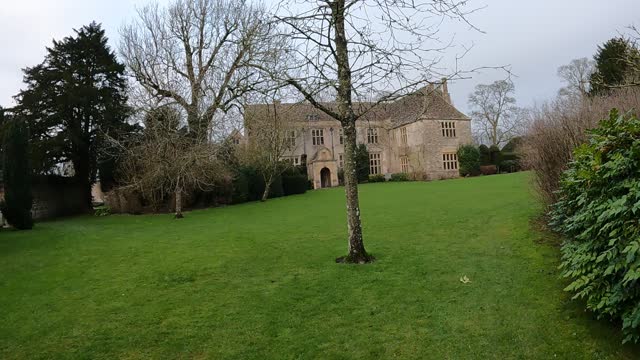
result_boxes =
[550,110,640,343]
[368,174,385,183]
[488,145,502,166]
[478,144,491,165]
[457,145,481,177]
[389,173,410,182]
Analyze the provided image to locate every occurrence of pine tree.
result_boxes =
[15,22,131,208]
[1,119,33,230]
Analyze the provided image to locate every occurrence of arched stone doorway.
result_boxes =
[320,167,331,188]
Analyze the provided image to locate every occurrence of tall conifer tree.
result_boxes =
[15,22,130,207]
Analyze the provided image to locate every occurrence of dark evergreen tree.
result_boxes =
[354,144,370,183]
[590,37,640,95]
[478,144,491,166]
[15,22,131,207]
[1,119,33,229]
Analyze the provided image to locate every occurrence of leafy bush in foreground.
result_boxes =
[550,110,640,343]
[457,145,481,176]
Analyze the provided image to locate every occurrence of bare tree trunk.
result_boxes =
[175,185,184,219]
[262,174,273,202]
[333,0,371,264]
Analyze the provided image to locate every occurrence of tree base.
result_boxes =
[335,253,375,264]
[174,213,184,219]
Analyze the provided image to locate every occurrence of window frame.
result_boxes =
[367,127,379,144]
[369,152,382,175]
[312,129,324,146]
[440,121,457,138]
[285,129,296,148]
[400,127,408,145]
[442,153,459,170]
[401,156,409,173]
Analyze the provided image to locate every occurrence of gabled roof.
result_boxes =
[244,85,470,128]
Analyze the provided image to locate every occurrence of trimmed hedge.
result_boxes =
[368,174,385,182]
[282,167,308,196]
[389,173,410,182]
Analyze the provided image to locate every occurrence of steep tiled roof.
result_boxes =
[244,86,469,128]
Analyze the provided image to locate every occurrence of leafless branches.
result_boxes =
[557,58,595,98]
[114,107,229,217]
[240,95,298,201]
[468,79,525,147]
[119,0,283,140]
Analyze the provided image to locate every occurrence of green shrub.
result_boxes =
[389,173,410,182]
[355,144,370,183]
[94,205,111,217]
[478,144,491,165]
[457,145,481,176]
[488,145,502,165]
[1,119,33,229]
[282,167,308,196]
[499,159,520,173]
[501,137,522,153]
[368,174,385,183]
[550,110,640,343]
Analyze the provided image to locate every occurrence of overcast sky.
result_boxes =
[1,0,639,113]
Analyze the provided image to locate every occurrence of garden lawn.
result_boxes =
[0,172,638,359]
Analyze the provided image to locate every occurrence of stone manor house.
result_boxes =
[242,81,471,189]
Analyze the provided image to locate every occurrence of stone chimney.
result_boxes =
[441,78,451,104]
[424,83,435,111]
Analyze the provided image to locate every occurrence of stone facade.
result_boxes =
[244,81,471,189]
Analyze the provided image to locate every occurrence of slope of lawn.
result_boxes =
[0,172,638,359]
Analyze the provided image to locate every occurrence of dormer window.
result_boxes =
[306,114,319,121]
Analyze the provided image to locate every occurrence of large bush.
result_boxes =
[478,144,491,165]
[457,145,480,176]
[1,119,33,229]
[523,88,640,204]
[282,166,307,196]
[550,110,640,343]
[488,145,502,166]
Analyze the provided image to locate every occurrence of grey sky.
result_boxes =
[1,0,639,113]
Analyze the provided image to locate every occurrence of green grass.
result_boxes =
[0,172,638,359]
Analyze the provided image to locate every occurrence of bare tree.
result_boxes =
[116,107,228,218]
[468,79,523,147]
[119,0,279,141]
[261,0,484,263]
[241,99,297,201]
[557,58,595,98]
